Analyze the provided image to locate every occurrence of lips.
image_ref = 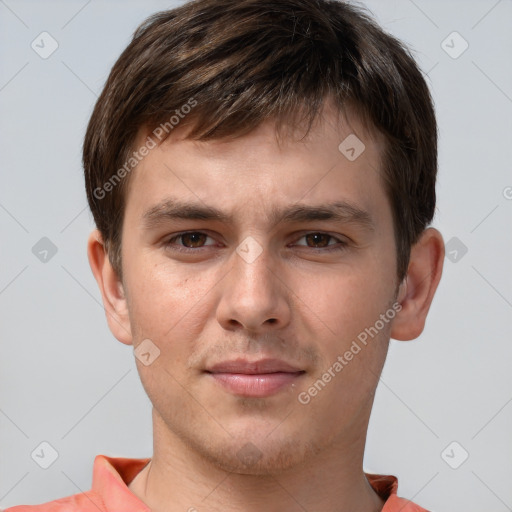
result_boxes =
[205,358,305,398]
[207,358,303,374]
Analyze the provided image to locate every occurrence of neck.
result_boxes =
[129,410,385,512]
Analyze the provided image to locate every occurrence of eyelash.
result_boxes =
[164,231,349,254]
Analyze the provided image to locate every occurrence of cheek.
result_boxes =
[295,272,393,422]
[124,254,215,348]
[297,261,396,345]
[125,262,214,406]
[297,260,396,405]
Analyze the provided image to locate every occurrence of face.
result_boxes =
[118,104,401,474]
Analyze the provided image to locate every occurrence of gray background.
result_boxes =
[1,0,511,510]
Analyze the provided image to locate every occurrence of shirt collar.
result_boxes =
[92,455,151,511]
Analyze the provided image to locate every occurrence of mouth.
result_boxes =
[204,358,306,398]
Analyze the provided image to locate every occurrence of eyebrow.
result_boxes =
[141,198,375,232]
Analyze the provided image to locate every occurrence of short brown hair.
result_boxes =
[83,0,437,282]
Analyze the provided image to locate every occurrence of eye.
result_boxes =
[293,232,348,251]
[163,231,349,254]
[165,231,217,251]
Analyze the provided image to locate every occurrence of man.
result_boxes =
[7,0,444,510]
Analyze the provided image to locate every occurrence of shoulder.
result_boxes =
[2,490,104,512]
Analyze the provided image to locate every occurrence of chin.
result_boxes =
[152,394,338,476]
[193,430,323,476]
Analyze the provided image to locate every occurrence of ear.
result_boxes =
[87,229,133,345]
[391,228,444,341]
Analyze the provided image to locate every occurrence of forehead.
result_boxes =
[123,104,388,226]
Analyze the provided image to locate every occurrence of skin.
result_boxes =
[88,101,444,512]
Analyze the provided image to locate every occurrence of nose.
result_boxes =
[215,240,292,333]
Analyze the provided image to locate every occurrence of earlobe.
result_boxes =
[87,229,133,345]
[391,228,445,341]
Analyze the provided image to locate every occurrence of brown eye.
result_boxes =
[180,232,208,248]
[165,232,216,252]
[293,232,348,253]
[304,233,332,248]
